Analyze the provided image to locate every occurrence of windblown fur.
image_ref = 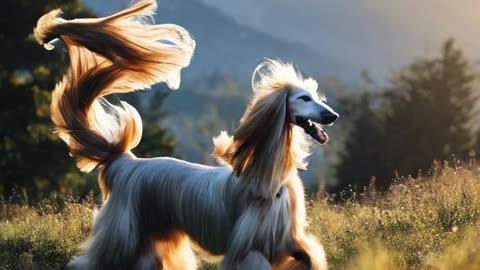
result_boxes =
[34,0,195,174]
[35,1,328,269]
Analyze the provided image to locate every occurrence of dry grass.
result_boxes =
[1,166,479,269]
[310,165,480,269]
[0,196,94,269]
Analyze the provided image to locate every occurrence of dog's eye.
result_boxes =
[298,95,312,102]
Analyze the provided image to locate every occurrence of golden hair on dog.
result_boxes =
[35,0,194,198]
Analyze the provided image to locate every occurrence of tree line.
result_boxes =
[333,39,479,194]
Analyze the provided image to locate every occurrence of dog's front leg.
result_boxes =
[221,235,272,270]
[220,206,272,270]
[235,251,271,270]
[292,234,327,270]
[221,250,271,270]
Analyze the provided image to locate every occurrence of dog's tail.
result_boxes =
[34,0,195,173]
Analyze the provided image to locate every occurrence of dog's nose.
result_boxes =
[320,111,339,125]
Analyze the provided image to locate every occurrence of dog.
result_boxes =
[35,0,338,269]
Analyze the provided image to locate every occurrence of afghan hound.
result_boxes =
[34,0,338,269]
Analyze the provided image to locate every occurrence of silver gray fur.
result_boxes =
[68,156,297,269]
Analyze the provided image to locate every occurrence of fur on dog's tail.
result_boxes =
[34,0,195,175]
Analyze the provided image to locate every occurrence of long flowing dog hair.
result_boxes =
[34,0,194,197]
[35,1,328,269]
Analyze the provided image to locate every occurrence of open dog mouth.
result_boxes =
[296,116,329,145]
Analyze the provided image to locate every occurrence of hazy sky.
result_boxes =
[199,0,480,79]
[83,0,480,80]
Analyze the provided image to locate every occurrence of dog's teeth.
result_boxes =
[308,119,313,126]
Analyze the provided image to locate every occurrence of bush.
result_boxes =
[0,197,94,270]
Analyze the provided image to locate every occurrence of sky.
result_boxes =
[78,0,480,184]
[82,0,480,80]
[199,0,480,79]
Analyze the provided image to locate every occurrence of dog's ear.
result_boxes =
[216,88,294,197]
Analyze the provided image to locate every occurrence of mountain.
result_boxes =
[200,0,480,80]
[82,0,358,83]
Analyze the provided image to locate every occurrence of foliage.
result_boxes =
[1,165,479,269]
[334,91,386,194]
[335,39,479,193]
[0,0,92,199]
[0,0,176,199]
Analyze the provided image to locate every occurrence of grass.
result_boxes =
[1,165,479,269]
[310,165,480,269]
[0,196,94,270]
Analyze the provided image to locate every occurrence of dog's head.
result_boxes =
[247,59,339,145]
[287,86,338,144]
[212,59,339,195]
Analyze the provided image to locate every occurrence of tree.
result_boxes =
[334,39,478,193]
[0,1,175,199]
[333,92,385,194]
[0,0,94,199]
[384,39,477,176]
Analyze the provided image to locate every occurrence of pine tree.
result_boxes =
[384,39,477,177]
[335,39,478,193]
[333,92,387,193]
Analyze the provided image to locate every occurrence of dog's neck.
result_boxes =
[212,89,311,198]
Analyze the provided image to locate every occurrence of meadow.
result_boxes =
[1,164,479,270]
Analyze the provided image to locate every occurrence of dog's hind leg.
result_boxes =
[133,242,161,270]
[68,195,145,269]
[154,231,197,270]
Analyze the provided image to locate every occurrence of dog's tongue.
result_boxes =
[315,123,329,144]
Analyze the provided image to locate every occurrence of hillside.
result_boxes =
[1,166,479,269]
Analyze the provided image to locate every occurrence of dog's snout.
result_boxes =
[320,110,339,125]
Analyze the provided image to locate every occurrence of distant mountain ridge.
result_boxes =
[82,0,358,83]
[200,0,480,80]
